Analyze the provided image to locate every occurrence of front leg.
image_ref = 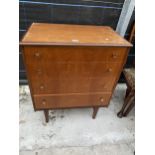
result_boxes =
[92,107,99,119]
[44,110,49,123]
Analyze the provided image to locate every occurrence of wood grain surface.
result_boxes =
[20,23,132,47]
[22,23,131,120]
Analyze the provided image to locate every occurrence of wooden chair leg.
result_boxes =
[117,90,134,118]
[123,97,135,117]
[92,107,99,119]
[117,92,132,118]
[44,110,49,123]
[125,87,131,98]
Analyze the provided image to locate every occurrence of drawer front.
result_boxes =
[33,93,111,109]
[26,61,122,80]
[29,77,116,94]
[24,46,127,63]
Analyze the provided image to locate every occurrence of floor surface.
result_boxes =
[19,84,135,155]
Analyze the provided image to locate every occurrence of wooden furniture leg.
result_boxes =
[44,110,49,123]
[117,89,134,118]
[92,107,99,119]
[125,87,131,98]
[117,100,129,118]
[123,97,135,117]
[117,92,132,118]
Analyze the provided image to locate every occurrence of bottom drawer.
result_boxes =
[33,93,112,109]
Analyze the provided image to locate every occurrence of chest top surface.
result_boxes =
[20,23,132,47]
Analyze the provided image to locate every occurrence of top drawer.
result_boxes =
[23,46,127,63]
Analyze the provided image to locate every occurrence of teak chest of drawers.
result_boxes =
[20,23,132,122]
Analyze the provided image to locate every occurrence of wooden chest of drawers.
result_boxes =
[20,23,132,122]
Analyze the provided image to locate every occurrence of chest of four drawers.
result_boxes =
[21,23,132,122]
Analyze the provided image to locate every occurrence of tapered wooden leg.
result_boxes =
[44,110,49,123]
[92,107,99,119]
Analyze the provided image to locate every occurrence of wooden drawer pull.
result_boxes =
[100,97,104,102]
[34,52,40,57]
[107,68,112,72]
[37,69,42,75]
[112,53,118,59]
[40,85,44,90]
[103,84,107,89]
[42,99,46,105]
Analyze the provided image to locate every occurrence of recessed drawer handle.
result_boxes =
[100,97,104,103]
[34,52,40,57]
[42,99,46,105]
